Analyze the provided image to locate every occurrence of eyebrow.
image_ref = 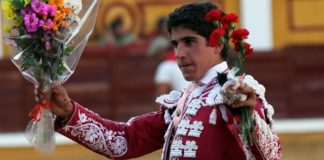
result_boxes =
[171,36,197,45]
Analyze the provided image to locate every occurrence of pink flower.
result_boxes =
[47,5,56,17]
[45,41,51,50]
[39,4,49,16]
[41,19,54,31]
[31,0,46,14]
[38,20,44,26]
[21,7,34,15]
[31,0,56,18]
[40,4,56,17]
[24,13,40,32]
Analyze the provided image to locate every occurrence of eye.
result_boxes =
[171,41,178,48]
[184,39,195,47]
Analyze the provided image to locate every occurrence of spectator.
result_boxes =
[98,16,136,45]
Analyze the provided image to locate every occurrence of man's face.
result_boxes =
[170,26,222,81]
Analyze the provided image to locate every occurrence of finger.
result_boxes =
[52,81,60,86]
[232,101,248,108]
[240,82,247,87]
[232,102,248,109]
[34,85,43,96]
[237,85,255,95]
[232,99,256,109]
[52,83,60,90]
[52,85,69,102]
[52,85,63,95]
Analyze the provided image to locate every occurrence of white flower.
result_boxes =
[188,99,201,109]
[85,126,99,143]
[64,0,82,14]
[106,130,115,140]
[112,137,127,155]
[191,121,204,130]
[184,141,198,150]
[79,113,87,123]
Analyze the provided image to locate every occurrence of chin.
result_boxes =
[183,75,195,81]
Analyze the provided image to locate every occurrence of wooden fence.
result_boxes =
[0,44,323,132]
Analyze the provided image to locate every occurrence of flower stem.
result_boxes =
[241,108,254,145]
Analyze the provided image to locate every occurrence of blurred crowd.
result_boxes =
[95,15,190,94]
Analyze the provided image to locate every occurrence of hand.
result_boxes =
[230,84,257,110]
[35,84,73,119]
[51,84,74,119]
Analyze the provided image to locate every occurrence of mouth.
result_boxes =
[179,63,192,68]
[179,64,194,72]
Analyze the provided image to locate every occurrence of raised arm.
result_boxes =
[50,85,167,159]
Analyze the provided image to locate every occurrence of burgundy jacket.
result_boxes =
[55,75,281,160]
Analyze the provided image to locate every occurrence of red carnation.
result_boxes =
[205,9,222,22]
[221,13,238,29]
[244,42,253,56]
[230,28,249,43]
[233,41,240,52]
[209,28,226,47]
[233,114,241,122]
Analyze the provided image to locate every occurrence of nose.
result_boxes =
[175,43,186,59]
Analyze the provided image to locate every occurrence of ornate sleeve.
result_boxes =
[55,102,167,159]
[244,75,282,160]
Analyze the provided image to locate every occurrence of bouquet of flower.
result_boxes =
[2,0,99,153]
[204,9,256,146]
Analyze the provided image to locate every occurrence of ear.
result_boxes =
[214,44,223,55]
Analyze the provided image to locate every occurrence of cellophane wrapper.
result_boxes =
[2,0,100,153]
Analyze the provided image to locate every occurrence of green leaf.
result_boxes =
[23,0,32,6]
[241,108,255,146]
[56,62,66,76]
[12,0,24,10]
[13,37,32,50]
[230,22,236,30]
[21,51,36,71]
[64,46,75,56]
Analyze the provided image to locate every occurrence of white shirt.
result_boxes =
[200,61,229,85]
[154,60,190,91]
[189,61,229,100]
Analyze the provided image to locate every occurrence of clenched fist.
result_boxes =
[35,84,74,119]
[51,85,74,119]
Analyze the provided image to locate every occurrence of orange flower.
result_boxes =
[48,0,73,32]
[48,0,64,7]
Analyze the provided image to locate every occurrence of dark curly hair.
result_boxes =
[167,2,229,60]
